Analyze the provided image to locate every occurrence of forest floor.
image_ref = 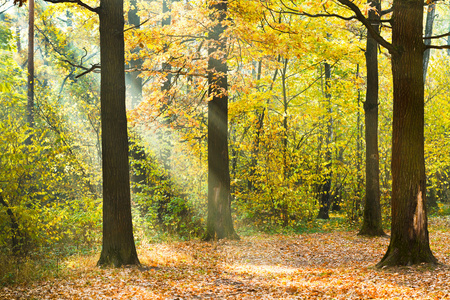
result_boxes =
[1,218,450,299]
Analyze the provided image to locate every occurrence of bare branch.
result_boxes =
[335,0,394,53]
[43,0,99,14]
[380,7,393,16]
[75,64,100,78]
[275,0,356,21]
[124,18,151,32]
[63,60,100,77]
[263,0,395,54]
[126,67,208,78]
[0,5,13,15]
[63,59,89,70]
[423,31,450,40]
[425,45,450,50]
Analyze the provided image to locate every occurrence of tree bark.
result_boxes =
[376,0,437,267]
[127,0,143,109]
[204,0,239,240]
[0,195,21,255]
[27,0,34,135]
[358,0,385,237]
[317,62,332,219]
[97,0,139,267]
[127,0,146,195]
[423,1,435,83]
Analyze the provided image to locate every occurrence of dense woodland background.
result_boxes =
[1,0,450,285]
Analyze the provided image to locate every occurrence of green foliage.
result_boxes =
[129,134,204,240]
[0,19,101,284]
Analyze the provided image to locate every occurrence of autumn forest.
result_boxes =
[1,0,450,298]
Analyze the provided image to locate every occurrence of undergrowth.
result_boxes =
[1,204,449,287]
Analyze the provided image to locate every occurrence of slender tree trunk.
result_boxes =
[318,62,332,219]
[354,64,363,220]
[447,21,450,56]
[248,61,268,191]
[155,0,175,226]
[97,0,139,267]
[423,1,435,83]
[16,21,21,52]
[160,0,173,173]
[358,0,385,236]
[0,195,21,255]
[27,0,34,132]
[281,58,289,226]
[127,0,146,194]
[377,0,437,267]
[127,0,143,109]
[204,0,239,240]
[161,0,173,93]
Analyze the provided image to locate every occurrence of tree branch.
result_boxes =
[124,19,150,32]
[425,45,450,50]
[380,7,393,16]
[423,31,450,40]
[276,0,356,21]
[43,0,99,14]
[61,59,100,78]
[127,67,208,78]
[74,64,101,78]
[335,0,395,53]
[267,0,395,54]
[0,5,14,15]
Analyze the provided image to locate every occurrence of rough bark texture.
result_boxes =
[358,0,385,237]
[317,62,332,220]
[204,0,239,241]
[97,0,140,267]
[377,0,437,267]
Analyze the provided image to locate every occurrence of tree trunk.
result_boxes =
[127,0,146,195]
[358,0,385,237]
[376,0,437,267]
[423,1,435,83]
[354,64,363,220]
[127,0,143,109]
[318,62,332,219]
[0,195,21,255]
[97,0,139,267]
[27,0,34,135]
[204,0,239,240]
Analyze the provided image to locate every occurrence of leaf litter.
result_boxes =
[2,219,450,299]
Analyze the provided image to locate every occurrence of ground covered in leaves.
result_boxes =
[2,220,450,299]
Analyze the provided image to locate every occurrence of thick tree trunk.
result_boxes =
[97,0,139,267]
[204,0,239,240]
[318,62,332,219]
[358,0,385,237]
[377,0,437,267]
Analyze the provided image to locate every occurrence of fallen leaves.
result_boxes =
[2,222,450,299]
